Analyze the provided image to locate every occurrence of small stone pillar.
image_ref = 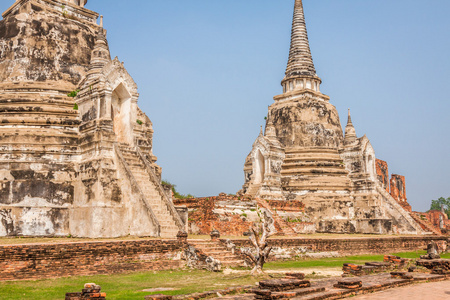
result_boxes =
[176,231,188,243]
[210,229,220,241]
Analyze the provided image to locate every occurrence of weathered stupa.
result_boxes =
[242,0,423,234]
[0,0,183,237]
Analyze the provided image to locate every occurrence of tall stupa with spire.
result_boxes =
[241,0,422,234]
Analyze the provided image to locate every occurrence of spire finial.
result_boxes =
[284,0,317,79]
[259,126,263,136]
[100,15,104,28]
[344,108,357,145]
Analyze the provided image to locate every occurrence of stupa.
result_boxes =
[0,0,183,237]
[241,0,423,234]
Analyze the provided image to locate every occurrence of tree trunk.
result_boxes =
[242,212,275,275]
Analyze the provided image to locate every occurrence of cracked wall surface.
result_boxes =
[0,0,180,238]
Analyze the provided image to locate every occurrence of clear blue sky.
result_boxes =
[1,0,449,212]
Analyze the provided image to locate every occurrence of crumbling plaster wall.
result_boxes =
[0,1,97,86]
[269,93,343,149]
[0,1,99,236]
[0,0,166,237]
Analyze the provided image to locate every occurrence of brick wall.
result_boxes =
[228,236,448,256]
[1,236,448,281]
[174,195,254,236]
[375,160,412,212]
[390,174,411,211]
[376,159,389,193]
[0,240,184,281]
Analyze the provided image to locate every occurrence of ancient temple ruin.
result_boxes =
[0,0,183,237]
[241,0,423,235]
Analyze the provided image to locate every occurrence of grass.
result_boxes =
[1,250,444,300]
[0,270,267,300]
[265,251,428,269]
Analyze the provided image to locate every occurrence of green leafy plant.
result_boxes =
[73,103,78,110]
[429,196,450,218]
[67,89,80,98]
[136,119,143,125]
[286,217,302,223]
[161,180,194,199]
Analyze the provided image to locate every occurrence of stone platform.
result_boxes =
[205,273,448,300]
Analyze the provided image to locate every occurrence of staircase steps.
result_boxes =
[245,183,262,198]
[187,240,247,268]
[119,144,179,238]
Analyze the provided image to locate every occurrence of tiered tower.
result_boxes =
[242,0,422,234]
[0,0,183,237]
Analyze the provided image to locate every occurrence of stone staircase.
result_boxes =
[375,185,425,235]
[119,144,180,238]
[188,240,246,268]
[245,183,262,198]
[281,148,353,192]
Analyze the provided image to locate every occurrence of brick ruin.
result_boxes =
[390,174,411,212]
[375,158,449,235]
[173,193,309,236]
[0,0,183,238]
[240,0,423,235]
[375,159,412,212]
[0,236,447,282]
[375,159,389,193]
[412,210,450,236]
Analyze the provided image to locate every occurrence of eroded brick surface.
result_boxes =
[375,159,389,193]
[0,240,184,281]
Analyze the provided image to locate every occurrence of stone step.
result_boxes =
[281,167,349,175]
[122,151,139,157]
[119,146,137,152]
[194,245,229,250]
[210,255,238,260]
[193,246,227,251]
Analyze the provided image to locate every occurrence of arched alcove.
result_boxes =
[111,83,133,144]
[253,150,265,184]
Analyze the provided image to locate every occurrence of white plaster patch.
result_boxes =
[30,163,43,171]
[0,223,7,236]
[20,208,55,236]
[0,170,14,181]
[15,196,52,207]
[348,206,355,219]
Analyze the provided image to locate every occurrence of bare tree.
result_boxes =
[241,213,276,275]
